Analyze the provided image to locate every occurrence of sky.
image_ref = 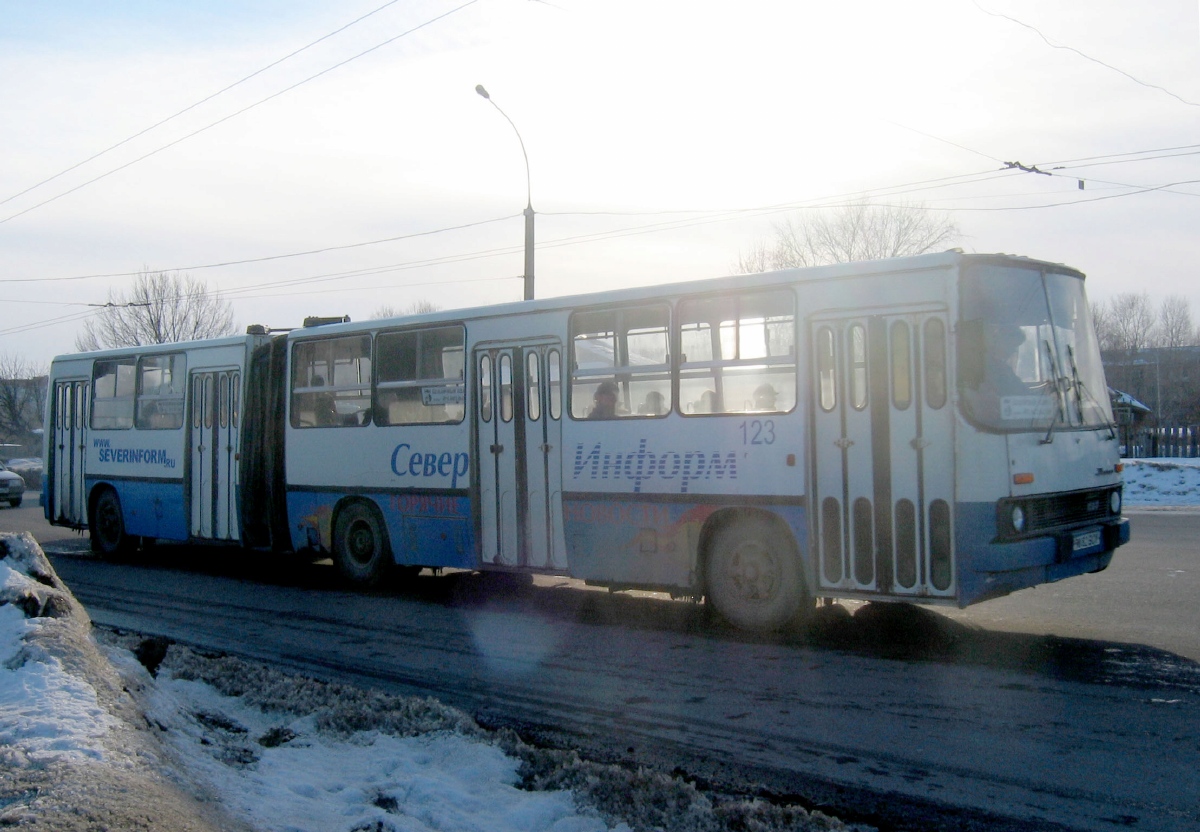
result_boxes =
[1,458,1197,830]
[2,0,1199,368]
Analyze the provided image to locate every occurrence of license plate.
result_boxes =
[1073,530,1102,552]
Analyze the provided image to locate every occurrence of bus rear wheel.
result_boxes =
[90,488,135,559]
[333,502,393,587]
[705,516,807,632]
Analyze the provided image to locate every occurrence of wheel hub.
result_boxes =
[727,542,779,601]
[348,522,376,564]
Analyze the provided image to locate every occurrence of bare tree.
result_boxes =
[0,353,47,442]
[1091,298,1116,352]
[1106,292,1158,354]
[1157,295,1196,349]
[734,200,960,272]
[75,270,236,351]
[372,300,441,319]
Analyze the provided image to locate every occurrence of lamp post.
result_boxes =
[475,84,534,301]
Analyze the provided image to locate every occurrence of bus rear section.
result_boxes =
[44,335,266,555]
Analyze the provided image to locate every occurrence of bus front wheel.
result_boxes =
[90,488,135,559]
[333,502,393,587]
[705,517,808,632]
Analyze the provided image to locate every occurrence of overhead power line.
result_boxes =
[0,214,519,284]
[0,0,405,210]
[0,0,481,227]
[974,2,1199,107]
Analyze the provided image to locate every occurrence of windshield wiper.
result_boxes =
[1040,339,1066,444]
[1067,344,1117,440]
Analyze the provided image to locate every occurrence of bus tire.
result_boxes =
[333,502,392,587]
[90,488,135,559]
[9,497,21,508]
[705,516,807,632]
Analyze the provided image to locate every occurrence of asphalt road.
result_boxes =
[3,498,1198,831]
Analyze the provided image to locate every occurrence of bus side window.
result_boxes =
[136,353,185,430]
[547,349,561,420]
[291,336,372,428]
[91,358,136,430]
[376,326,465,425]
[924,318,947,409]
[816,326,836,412]
[680,290,796,415]
[568,305,671,419]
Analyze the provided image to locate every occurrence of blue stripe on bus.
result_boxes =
[285,489,476,570]
[85,477,188,541]
[562,494,808,589]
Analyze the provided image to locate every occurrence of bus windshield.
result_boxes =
[959,263,1114,432]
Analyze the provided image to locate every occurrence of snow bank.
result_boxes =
[1122,458,1200,507]
[113,640,861,832]
[2,532,861,832]
[0,532,255,831]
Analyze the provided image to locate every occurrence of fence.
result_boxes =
[1122,425,1200,458]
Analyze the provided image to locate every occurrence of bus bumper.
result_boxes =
[958,517,1130,606]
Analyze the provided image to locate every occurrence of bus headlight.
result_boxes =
[1109,490,1121,515]
[1011,505,1026,534]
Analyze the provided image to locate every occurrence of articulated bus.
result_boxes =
[44,251,1130,630]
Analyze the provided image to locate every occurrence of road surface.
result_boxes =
[3,499,1198,831]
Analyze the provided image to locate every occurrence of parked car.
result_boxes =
[0,463,25,507]
[5,458,43,491]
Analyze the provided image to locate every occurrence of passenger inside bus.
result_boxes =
[753,383,778,411]
[311,375,339,426]
[588,381,619,419]
[640,390,666,416]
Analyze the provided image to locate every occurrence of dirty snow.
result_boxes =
[0,601,116,768]
[1120,457,1200,507]
[0,459,1192,830]
[1,531,859,832]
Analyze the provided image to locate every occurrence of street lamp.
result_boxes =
[476,84,535,301]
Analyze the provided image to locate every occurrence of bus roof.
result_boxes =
[288,250,1083,339]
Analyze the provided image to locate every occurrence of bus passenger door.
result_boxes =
[51,379,89,527]
[189,369,241,541]
[474,342,566,570]
[810,310,956,599]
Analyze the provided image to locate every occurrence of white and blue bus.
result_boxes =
[44,251,1130,630]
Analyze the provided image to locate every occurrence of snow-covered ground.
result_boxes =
[1119,457,1200,507]
[1,458,1194,830]
[0,532,857,832]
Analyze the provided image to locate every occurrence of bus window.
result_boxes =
[291,335,372,428]
[679,290,795,415]
[499,353,513,422]
[924,318,947,410]
[192,375,203,429]
[526,351,541,421]
[569,305,670,419]
[547,349,561,420]
[91,358,136,430]
[376,326,465,425]
[231,373,240,427]
[479,354,492,422]
[219,374,230,429]
[891,320,912,411]
[816,326,836,412]
[135,353,185,430]
[850,324,868,411]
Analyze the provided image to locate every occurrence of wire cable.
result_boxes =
[0,0,406,210]
[974,2,1199,107]
[0,0,481,227]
